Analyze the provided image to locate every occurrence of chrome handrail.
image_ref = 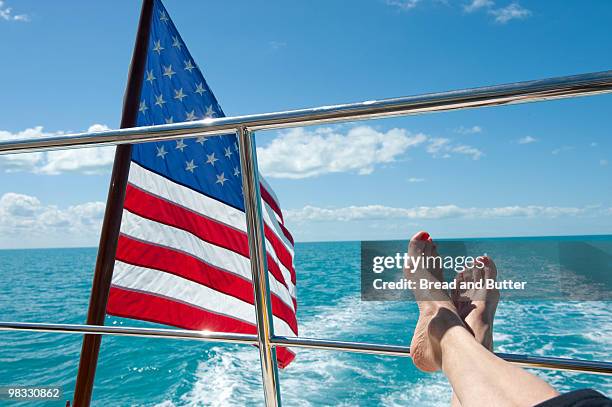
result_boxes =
[0,322,610,376]
[272,336,612,376]
[0,70,612,154]
[0,321,257,344]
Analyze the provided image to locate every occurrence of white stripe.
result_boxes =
[260,177,289,230]
[266,241,296,299]
[263,201,294,256]
[263,239,296,299]
[112,261,296,337]
[129,161,295,268]
[260,175,281,210]
[118,210,296,311]
[129,162,247,231]
[130,162,294,256]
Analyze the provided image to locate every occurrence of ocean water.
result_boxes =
[0,240,610,406]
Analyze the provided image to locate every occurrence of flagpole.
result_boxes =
[72,1,154,406]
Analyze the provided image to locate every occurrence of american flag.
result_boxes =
[106,0,297,367]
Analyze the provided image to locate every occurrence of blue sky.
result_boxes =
[0,0,610,248]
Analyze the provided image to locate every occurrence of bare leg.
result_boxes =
[407,232,559,407]
[438,315,559,407]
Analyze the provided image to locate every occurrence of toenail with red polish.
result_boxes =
[420,232,430,241]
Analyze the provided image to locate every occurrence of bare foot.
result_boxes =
[405,231,464,372]
[452,256,499,350]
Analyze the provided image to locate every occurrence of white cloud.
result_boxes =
[257,126,427,179]
[384,0,531,23]
[0,124,115,175]
[257,126,484,178]
[426,137,450,155]
[450,144,483,160]
[0,1,29,22]
[385,0,420,11]
[286,204,606,223]
[408,177,425,183]
[0,192,105,237]
[463,0,531,23]
[426,137,483,160]
[517,136,538,144]
[455,125,483,134]
[552,146,574,155]
[489,2,531,23]
[600,159,608,167]
[464,0,494,13]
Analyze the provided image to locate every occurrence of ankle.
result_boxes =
[428,307,465,343]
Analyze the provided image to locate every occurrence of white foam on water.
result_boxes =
[161,295,443,406]
[178,346,263,407]
[493,332,513,342]
[380,375,452,407]
[158,294,611,405]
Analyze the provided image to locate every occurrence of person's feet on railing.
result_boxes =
[405,231,612,407]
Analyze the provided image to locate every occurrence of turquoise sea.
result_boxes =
[0,240,610,406]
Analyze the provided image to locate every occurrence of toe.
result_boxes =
[480,256,497,280]
[463,267,474,282]
[473,266,483,283]
[408,231,429,257]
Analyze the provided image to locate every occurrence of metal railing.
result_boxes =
[1,71,612,406]
[1,322,610,376]
[2,70,612,155]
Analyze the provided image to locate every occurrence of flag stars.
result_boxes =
[162,65,176,79]
[156,145,168,159]
[185,110,197,121]
[184,60,195,73]
[172,36,182,50]
[153,40,164,54]
[206,152,218,166]
[233,166,240,177]
[175,139,187,151]
[185,159,197,173]
[195,82,206,96]
[154,94,166,108]
[234,142,239,152]
[145,70,156,83]
[216,172,227,186]
[139,100,148,114]
[204,105,216,118]
[159,11,169,23]
[165,117,174,124]
[174,88,187,102]
[196,136,207,145]
[224,147,233,159]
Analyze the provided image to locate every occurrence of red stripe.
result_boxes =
[125,184,249,256]
[278,221,295,246]
[264,225,296,285]
[260,185,295,246]
[116,235,298,332]
[107,287,295,368]
[260,184,283,223]
[124,184,294,295]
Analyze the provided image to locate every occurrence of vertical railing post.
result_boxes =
[236,127,282,407]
